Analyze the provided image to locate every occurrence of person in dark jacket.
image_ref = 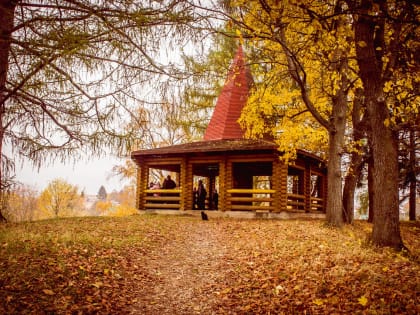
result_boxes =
[162,175,176,189]
[197,180,207,210]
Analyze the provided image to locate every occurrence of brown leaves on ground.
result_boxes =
[0,215,419,314]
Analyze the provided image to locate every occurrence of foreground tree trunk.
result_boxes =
[353,2,404,249]
[0,0,17,221]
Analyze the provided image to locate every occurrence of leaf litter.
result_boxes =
[0,215,419,314]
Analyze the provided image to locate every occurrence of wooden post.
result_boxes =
[136,162,149,210]
[218,158,226,211]
[273,158,288,212]
[304,162,311,212]
[184,157,193,210]
[136,166,141,209]
[271,158,279,212]
[180,158,187,210]
[225,159,233,211]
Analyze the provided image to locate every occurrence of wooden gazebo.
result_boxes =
[131,46,327,217]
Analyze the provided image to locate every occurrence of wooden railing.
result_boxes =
[227,189,275,211]
[143,189,182,210]
[287,193,305,211]
[142,188,324,212]
[287,194,324,212]
[310,197,324,212]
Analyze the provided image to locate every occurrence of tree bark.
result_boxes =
[326,92,347,227]
[343,152,364,223]
[353,3,404,249]
[343,88,366,223]
[0,0,17,221]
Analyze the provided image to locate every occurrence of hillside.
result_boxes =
[1,215,419,314]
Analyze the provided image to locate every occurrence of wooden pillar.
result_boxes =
[273,158,288,212]
[136,166,141,209]
[225,158,233,211]
[180,158,187,210]
[218,158,226,211]
[136,161,149,210]
[184,157,194,210]
[304,162,311,212]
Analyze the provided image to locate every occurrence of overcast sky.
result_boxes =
[13,155,129,196]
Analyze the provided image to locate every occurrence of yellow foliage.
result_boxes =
[95,200,113,215]
[112,204,138,217]
[38,179,83,219]
[236,0,359,159]
[2,186,39,222]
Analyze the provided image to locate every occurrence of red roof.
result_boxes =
[203,45,253,140]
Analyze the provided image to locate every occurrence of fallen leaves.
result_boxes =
[0,216,419,314]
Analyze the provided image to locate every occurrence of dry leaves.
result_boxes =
[0,215,419,314]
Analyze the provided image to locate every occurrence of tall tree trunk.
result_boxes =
[408,129,417,221]
[0,0,17,222]
[343,152,364,223]
[326,94,347,227]
[343,88,366,224]
[368,98,403,248]
[354,5,404,249]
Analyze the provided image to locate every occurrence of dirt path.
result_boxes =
[129,221,232,314]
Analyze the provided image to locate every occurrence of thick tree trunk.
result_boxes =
[0,1,16,221]
[326,131,344,227]
[326,92,347,227]
[368,103,403,248]
[354,5,404,249]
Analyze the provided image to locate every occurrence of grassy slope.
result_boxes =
[0,215,419,314]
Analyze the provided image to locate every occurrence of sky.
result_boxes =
[13,155,130,196]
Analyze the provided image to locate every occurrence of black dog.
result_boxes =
[201,211,208,221]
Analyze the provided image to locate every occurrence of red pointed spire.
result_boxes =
[203,45,253,140]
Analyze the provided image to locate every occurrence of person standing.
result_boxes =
[212,190,219,210]
[197,180,207,210]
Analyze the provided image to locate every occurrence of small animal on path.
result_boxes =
[201,211,208,221]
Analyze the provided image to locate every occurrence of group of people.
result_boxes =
[149,175,177,192]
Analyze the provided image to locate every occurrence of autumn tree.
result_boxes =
[225,0,356,227]
[344,0,418,248]
[221,0,418,248]
[38,178,83,218]
[2,184,38,222]
[0,0,202,219]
